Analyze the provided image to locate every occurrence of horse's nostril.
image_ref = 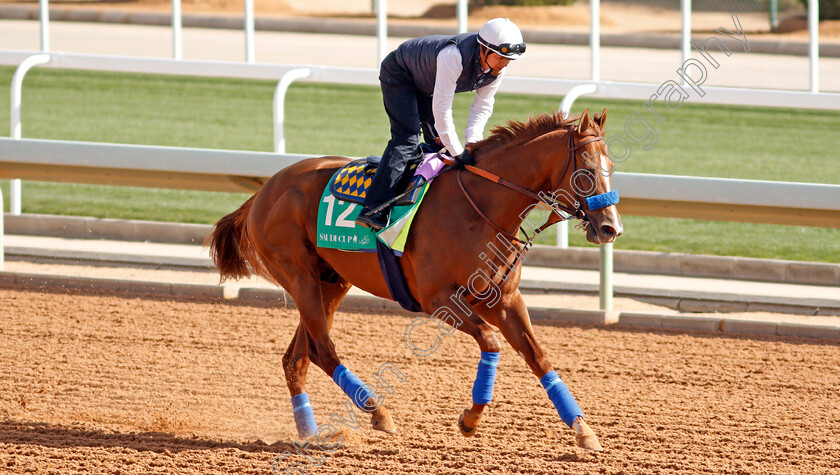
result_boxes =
[601,224,617,237]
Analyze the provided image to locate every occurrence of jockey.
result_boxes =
[355,17,526,230]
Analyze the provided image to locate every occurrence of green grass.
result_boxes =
[0,67,838,262]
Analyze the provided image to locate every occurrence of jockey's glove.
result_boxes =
[453,150,475,168]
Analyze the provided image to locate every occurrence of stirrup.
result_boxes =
[394,176,426,207]
[355,207,388,230]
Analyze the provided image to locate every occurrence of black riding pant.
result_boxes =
[363,80,436,211]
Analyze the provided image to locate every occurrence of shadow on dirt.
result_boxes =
[0,419,294,454]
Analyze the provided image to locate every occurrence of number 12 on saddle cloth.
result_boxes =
[316,152,446,254]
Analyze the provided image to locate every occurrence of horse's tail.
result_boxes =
[204,194,259,283]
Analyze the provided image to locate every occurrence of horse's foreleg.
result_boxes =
[428,290,502,437]
[458,316,502,437]
[489,291,603,451]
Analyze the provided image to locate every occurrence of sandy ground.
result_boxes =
[1,287,839,474]
[8,259,840,326]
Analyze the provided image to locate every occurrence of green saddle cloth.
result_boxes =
[317,161,429,253]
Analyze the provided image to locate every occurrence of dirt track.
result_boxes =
[1,287,839,474]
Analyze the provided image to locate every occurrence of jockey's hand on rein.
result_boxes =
[453,149,475,168]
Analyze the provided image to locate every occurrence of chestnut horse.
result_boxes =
[206,109,622,450]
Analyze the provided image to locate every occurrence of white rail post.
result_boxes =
[1,185,4,271]
[376,0,387,64]
[457,0,468,34]
[39,0,50,52]
[590,0,600,81]
[245,0,255,63]
[10,53,51,216]
[681,0,691,70]
[808,0,819,93]
[559,83,612,310]
[172,0,182,60]
[600,241,613,310]
[273,68,312,154]
[558,83,598,249]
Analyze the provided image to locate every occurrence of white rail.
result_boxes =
[457,0,467,34]
[2,137,838,224]
[274,68,312,154]
[24,0,824,92]
[557,83,599,249]
[376,0,387,64]
[809,0,819,92]
[3,50,837,309]
[2,51,838,110]
[0,137,310,193]
[0,186,4,271]
[558,83,614,309]
[2,137,839,310]
[9,53,51,216]
[38,0,49,52]
[171,0,182,59]
[244,0,254,63]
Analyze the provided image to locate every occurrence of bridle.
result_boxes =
[451,128,605,247]
[445,127,610,286]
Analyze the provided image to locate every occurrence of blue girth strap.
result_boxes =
[585,190,619,210]
[375,240,422,312]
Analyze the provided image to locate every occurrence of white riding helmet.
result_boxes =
[477,18,526,59]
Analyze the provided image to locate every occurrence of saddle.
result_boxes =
[329,143,439,206]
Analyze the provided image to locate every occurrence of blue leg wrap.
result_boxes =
[472,351,499,405]
[540,370,583,428]
[333,364,376,410]
[291,392,318,439]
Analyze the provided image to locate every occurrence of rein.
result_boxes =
[451,131,604,245]
[446,130,605,286]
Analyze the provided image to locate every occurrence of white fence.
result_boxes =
[2,136,839,268]
[3,0,839,304]
[18,0,825,91]
[3,51,840,111]
[2,136,838,225]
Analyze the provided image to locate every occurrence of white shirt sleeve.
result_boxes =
[432,44,465,157]
[465,69,503,144]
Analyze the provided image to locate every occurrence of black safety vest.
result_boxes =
[380,33,499,95]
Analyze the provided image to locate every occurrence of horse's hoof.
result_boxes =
[458,409,482,437]
[371,407,396,434]
[573,416,603,451]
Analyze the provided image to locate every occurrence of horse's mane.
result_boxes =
[473,111,602,155]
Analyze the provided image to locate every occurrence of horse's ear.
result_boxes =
[595,108,607,133]
[578,109,594,135]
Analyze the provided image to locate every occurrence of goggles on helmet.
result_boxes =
[494,42,526,55]
[478,34,526,57]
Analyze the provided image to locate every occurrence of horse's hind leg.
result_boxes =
[280,269,395,438]
[320,278,396,434]
[282,279,350,439]
[283,323,318,439]
[476,289,603,451]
